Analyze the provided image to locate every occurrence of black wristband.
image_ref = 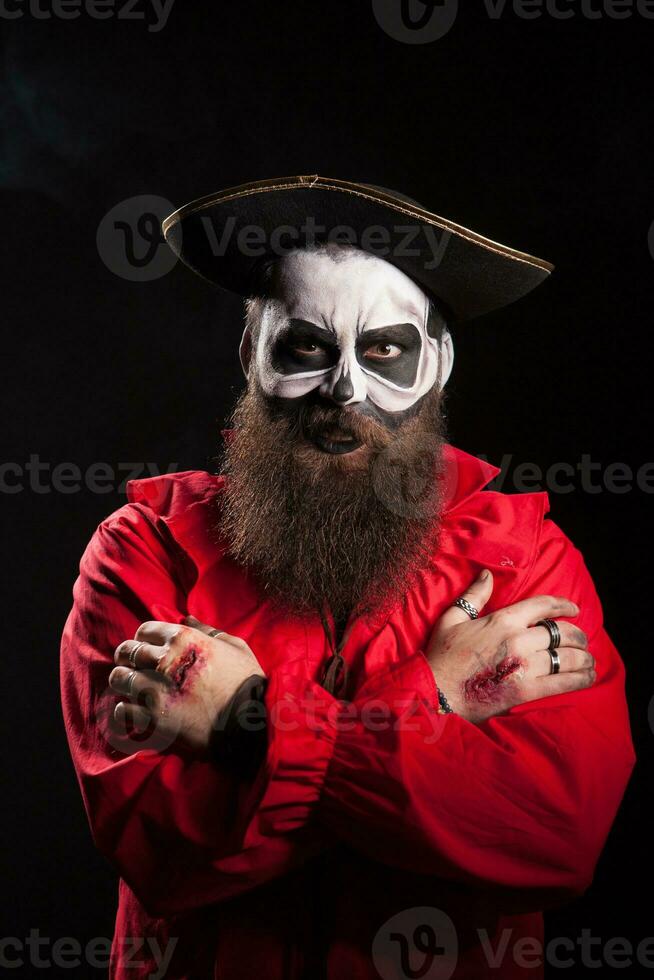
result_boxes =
[209,674,269,777]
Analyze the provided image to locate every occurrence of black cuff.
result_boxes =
[209,674,269,777]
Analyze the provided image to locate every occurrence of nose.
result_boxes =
[330,370,355,403]
[319,364,361,405]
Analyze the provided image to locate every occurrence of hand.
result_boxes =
[426,570,596,724]
[109,616,266,753]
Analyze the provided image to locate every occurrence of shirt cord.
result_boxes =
[318,603,354,700]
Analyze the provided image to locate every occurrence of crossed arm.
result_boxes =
[60,504,636,919]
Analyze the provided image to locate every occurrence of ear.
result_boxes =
[439,329,455,387]
[238,326,253,378]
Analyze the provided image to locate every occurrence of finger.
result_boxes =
[528,645,595,678]
[184,615,226,638]
[109,665,167,701]
[529,666,597,699]
[507,621,589,658]
[184,615,242,647]
[437,570,494,632]
[134,620,182,644]
[114,701,153,730]
[490,594,579,633]
[114,639,166,669]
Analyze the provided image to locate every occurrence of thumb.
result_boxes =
[184,614,224,637]
[435,569,494,635]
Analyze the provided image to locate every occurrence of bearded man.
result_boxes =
[61,176,635,980]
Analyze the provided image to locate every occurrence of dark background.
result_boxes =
[2,2,652,976]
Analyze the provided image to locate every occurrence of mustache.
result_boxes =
[295,400,393,449]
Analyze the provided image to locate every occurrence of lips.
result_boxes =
[298,411,365,455]
[314,436,361,453]
[322,427,354,442]
[312,426,362,455]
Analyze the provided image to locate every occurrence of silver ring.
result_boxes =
[548,649,561,675]
[537,618,562,651]
[453,597,479,620]
[128,641,143,668]
[208,628,226,639]
[126,670,138,698]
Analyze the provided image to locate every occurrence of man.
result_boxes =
[61,176,635,979]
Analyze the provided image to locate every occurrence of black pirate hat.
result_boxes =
[162,175,553,322]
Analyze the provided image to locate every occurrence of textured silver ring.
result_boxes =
[453,596,479,620]
[126,670,138,697]
[128,641,143,668]
[537,618,562,651]
[208,628,226,639]
[548,649,561,675]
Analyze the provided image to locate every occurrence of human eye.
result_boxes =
[289,338,326,356]
[363,341,403,361]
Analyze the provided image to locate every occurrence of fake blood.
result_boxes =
[168,646,201,694]
[463,657,522,704]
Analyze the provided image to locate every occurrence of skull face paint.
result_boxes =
[240,246,453,429]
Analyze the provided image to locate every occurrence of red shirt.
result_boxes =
[60,444,635,979]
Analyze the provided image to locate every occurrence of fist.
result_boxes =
[426,570,596,724]
[109,616,266,753]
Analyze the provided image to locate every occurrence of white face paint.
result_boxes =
[241,247,453,416]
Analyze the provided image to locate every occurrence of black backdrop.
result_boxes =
[2,3,652,976]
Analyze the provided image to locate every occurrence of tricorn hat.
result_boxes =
[162,175,553,322]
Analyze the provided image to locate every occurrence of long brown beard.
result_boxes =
[215,382,448,625]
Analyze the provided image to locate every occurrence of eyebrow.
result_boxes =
[358,323,420,342]
[282,319,420,348]
[285,319,337,345]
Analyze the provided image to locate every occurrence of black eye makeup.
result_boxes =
[271,319,339,374]
[270,318,422,388]
[356,323,421,388]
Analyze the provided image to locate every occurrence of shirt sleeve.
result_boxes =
[254,517,636,911]
[60,503,331,920]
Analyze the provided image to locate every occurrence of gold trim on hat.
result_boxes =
[162,174,553,274]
